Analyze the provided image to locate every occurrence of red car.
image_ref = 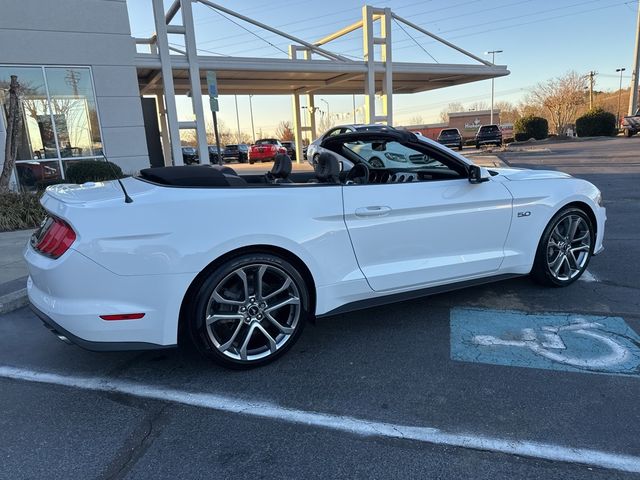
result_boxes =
[249,138,286,164]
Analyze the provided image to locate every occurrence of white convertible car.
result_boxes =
[25,128,605,368]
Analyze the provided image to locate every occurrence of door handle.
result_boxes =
[355,206,392,217]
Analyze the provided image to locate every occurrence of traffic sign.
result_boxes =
[206,71,219,112]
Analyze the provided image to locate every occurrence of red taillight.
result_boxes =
[32,216,76,259]
[100,313,145,321]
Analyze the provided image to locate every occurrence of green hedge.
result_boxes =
[65,160,123,184]
[514,115,548,141]
[575,108,617,137]
[0,192,46,232]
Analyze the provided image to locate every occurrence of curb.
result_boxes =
[0,276,29,315]
[0,288,28,315]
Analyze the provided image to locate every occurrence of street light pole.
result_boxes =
[320,98,329,119]
[617,68,626,126]
[485,50,503,125]
[248,94,256,143]
[234,94,241,143]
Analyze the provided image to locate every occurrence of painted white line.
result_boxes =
[580,270,599,283]
[1,365,640,474]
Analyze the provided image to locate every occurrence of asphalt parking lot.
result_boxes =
[1,136,639,480]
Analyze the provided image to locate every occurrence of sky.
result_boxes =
[126,0,640,136]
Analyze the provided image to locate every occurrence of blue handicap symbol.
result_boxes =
[450,308,640,377]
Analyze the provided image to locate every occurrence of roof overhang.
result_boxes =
[135,53,510,96]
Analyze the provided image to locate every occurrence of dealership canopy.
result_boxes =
[134,0,510,166]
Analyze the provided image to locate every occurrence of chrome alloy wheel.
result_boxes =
[205,264,301,362]
[546,214,591,281]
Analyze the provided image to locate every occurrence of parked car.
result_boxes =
[181,146,198,165]
[621,109,640,137]
[222,144,249,163]
[208,145,223,163]
[248,139,286,164]
[280,141,296,160]
[306,124,391,165]
[437,128,463,150]
[475,124,502,148]
[25,128,605,369]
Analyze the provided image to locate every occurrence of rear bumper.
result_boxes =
[31,303,170,352]
[25,244,191,348]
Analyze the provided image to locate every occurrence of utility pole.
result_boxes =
[629,0,640,115]
[588,71,596,110]
[485,50,503,124]
[352,94,356,123]
[248,95,255,143]
[617,68,626,125]
[234,94,241,143]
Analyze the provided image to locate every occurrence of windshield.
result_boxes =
[343,140,447,170]
[439,129,458,136]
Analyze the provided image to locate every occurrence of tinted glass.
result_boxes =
[44,67,102,157]
[0,66,53,160]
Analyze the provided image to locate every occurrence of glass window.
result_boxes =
[0,66,54,161]
[343,139,465,180]
[44,67,102,158]
[1,65,103,191]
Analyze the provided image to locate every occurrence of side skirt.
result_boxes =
[317,273,522,318]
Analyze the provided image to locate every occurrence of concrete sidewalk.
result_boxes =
[0,229,32,314]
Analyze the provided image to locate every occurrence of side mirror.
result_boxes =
[468,165,490,184]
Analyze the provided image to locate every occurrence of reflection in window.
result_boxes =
[45,67,102,158]
[0,66,53,160]
[15,160,62,190]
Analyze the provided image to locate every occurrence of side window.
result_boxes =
[343,140,466,181]
[325,128,346,138]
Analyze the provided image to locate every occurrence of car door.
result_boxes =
[341,138,513,292]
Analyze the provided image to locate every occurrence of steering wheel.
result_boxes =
[346,162,370,184]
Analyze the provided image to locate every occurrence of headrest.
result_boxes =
[271,153,292,179]
[315,152,340,183]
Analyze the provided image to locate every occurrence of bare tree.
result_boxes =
[317,114,336,135]
[275,121,294,141]
[1,76,24,192]
[439,102,464,122]
[529,71,587,134]
[494,100,519,124]
[408,115,424,125]
[468,101,489,111]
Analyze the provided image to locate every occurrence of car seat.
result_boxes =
[265,153,293,184]
[309,152,340,184]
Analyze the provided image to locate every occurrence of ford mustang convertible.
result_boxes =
[25,129,606,368]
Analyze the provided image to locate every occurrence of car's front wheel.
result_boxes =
[187,253,310,368]
[369,157,384,168]
[531,207,594,287]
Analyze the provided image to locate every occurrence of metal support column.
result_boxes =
[380,7,393,125]
[155,94,173,166]
[181,0,209,164]
[362,5,376,124]
[151,0,183,165]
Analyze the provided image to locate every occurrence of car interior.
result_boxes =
[138,131,471,188]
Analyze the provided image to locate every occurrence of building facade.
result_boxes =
[0,0,149,190]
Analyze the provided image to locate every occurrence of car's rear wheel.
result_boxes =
[187,253,309,369]
[531,207,594,287]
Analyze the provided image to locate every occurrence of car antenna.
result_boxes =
[102,156,133,203]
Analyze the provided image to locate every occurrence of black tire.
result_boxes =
[369,156,385,168]
[249,159,255,164]
[530,207,595,287]
[475,143,480,149]
[186,253,310,369]
[458,144,463,151]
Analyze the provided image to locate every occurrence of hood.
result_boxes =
[490,167,572,181]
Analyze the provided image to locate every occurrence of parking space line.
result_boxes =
[2,364,640,474]
[580,270,599,282]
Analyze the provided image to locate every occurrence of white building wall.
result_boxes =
[0,0,149,174]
